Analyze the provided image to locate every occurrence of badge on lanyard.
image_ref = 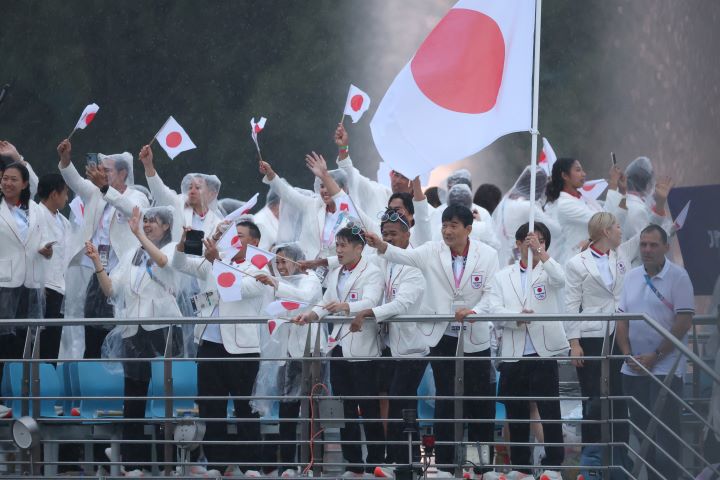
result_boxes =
[191,290,218,316]
[449,299,468,332]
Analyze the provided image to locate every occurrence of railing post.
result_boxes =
[311,325,323,478]
[163,326,174,477]
[600,322,611,480]
[299,326,314,468]
[453,326,465,478]
[30,327,42,476]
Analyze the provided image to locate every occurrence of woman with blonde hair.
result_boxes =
[564,177,673,479]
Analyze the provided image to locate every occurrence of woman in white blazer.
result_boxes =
[138,144,223,243]
[366,204,500,478]
[172,219,271,476]
[545,158,628,265]
[564,178,671,479]
[253,243,323,477]
[295,227,384,476]
[0,162,52,412]
[481,222,567,479]
[85,205,182,475]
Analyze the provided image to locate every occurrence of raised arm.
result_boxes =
[139,145,180,208]
[172,227,212,278]
[103,185,150,218]
[56,139,99,202]
[366,233,431,270]
[128,206,169,267]
[259,160,316,209]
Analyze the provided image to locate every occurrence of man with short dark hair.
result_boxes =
[366,204,499,478]
[616,224,695,480]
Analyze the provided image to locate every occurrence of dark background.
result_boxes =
[1,1,719,198]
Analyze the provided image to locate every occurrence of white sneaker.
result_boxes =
[374,466,394,478]
[0,405,12,418]
[124,469,149,477]
[244,470,263,478]
[537,471,561,480]
[280,469,297,478]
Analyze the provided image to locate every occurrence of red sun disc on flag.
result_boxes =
[166,131,182,148]
[410,8,505,114]
[582,184,594,191]
[340,203,349,211]
[254,125,262,133]
[281,301,301,310]
[268,320,277,334]
[251,255,269,269]
[231,236,242,249]
[217,272,236,288]
[350,95,364,112]
[84,113,96,126]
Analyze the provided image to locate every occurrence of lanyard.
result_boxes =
[643,274,674,311]
[385,263,403,302]
[452,255,467,289]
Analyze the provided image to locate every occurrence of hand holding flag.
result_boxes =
[68,103,100,139]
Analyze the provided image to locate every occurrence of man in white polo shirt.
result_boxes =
[616,224,695,480]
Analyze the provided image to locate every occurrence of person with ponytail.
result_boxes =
[545,158,628,265]
[0,162,52,417]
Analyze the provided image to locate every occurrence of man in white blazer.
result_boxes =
[254,190,279,251]
[351,211,428,476]
[56,139,149,358]
[138,144,223,242]
[366,204,499,479]
[481,222,568,479]
[294,226,384,476]
[172,219,271,477]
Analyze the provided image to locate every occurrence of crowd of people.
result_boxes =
[0,122,707,480]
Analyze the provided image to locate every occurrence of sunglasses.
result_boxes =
[377,209,410,230]
[345,221,366,244]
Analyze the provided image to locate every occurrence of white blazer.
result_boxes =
[564,210,671,340]
[481,259,569,360]
[336,156,391,220]
[381,239,500,353]
[0,199,50,289]
[254,206,279,251]
[372,256,429,357]
[430,203,501,251]
[146,172,222,242]
[172,251,272,354]
[111,243,182,338]
[274,273,324,358]
[59,162,149,263]
[37,204,73,294]
[312,256,383,360]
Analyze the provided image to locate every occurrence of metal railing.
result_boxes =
[0,313,718,479]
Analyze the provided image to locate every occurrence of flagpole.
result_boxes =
[149,117,170,147]
[526,0,543,304]
[67,127,77,140]
[339,114,346,125]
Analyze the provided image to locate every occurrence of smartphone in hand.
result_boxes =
[184,229,205,256]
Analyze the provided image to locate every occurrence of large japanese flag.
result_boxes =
[370,0,535,179]
[155,116,197,160]
[212,260,244,302]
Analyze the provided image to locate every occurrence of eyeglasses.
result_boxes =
[377,210,410,230]
[345,221,366,244]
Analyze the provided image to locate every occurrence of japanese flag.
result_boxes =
[212,260,244,302]
[216,225,244,260]
[343,84,371,123]
[580,179,608,202]
[224,193,259,222]
[155,116,196,160]
[538,137,557,176]
[370,0,535,179]
[74,103,100,130]
[250,117,267,152]
[266,318,290,336]
[673,200,691,231]
[246,244,275,270]
[265,299,309,317]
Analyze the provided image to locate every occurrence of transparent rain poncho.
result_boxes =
[180,173,222,217]
[446,168,473,190]
[624,156,655,199]
[251,242,325,417]
[447,183,474,209]
[99,206,196,375]
[130,184,154,206]
[98,152,135,186]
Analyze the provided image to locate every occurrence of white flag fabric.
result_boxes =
[246,244,275,269]
[673,200,691,231]
[265,299,309,318]
[250,117,267,152]
[266,318,290,336]
[216,225,244,260]
[224,193,259,222]
[155,116,196,160]
[539,137,557,176]
[74,103,100,130]
[343,84,371,123]
[212,260,244,302]
[69,196,85,226]
[370,0,535,179]
[580,179,608,201]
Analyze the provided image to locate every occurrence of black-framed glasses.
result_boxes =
[377,209,410,230]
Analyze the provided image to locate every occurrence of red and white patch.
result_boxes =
[471,273,483,289]
[533,284,546,301]
[348,290,360,301]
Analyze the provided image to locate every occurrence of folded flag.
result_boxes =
[267,318,290,335]
[538,137,557,176]
[250,117,267,153]
[74,103,100,131]
[216,225,244,260]
[580,179,608,202]
[225,192,259,222]
[265,299,310,317]
[673,200,691,231]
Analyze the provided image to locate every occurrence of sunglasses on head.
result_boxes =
[345,221,366,244]
[377,209,410,230]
